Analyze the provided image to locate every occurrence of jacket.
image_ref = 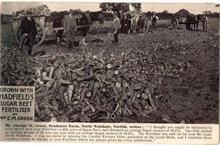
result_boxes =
[20,16,37,35]
[62,15,77,33]
[113,17,121,30]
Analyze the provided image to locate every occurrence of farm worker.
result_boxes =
[62,9,77,48]
[202,15,208,31]
[19,10,37,55]
[145,17,151,32]
[151,12,159,29]
[121,14,131,34]
[81,11,91,46]
[98,11,105,33]
[131,16,138,34]
[112,12,121,43]
[98,11,105,25]
[171,15,180,28]
[137,15,146,33]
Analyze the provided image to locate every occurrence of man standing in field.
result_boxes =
[112,12,121,43]
[151,12,159,29]
[19,10,37,55]
[98,11,105,26]
[63,9,77,49]
[145,16,151,32]
[131,16,138,34]
[81,11,92,46]
[202,15,208,31]
[121,14,131,34]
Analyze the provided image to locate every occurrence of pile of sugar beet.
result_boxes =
[1,46,188,123]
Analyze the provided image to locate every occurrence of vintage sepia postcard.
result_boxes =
[0,1,219,144]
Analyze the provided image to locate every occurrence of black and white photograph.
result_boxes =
[0,2,219,123]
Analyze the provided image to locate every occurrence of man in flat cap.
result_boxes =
[19,10,37,55]
[62,9,77,49]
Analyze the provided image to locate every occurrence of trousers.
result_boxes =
[114,29,120,42]
[20,34,36,55]
[65,30,76,48]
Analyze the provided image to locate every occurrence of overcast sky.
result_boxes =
[1,2,219,14]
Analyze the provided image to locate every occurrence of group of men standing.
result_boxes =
[112,11,159,43]
[19,9,88,54]
[19,9,159,55]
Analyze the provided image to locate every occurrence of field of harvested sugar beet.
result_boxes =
[1,18,219,123]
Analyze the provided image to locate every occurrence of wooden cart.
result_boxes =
[12,11,92,47]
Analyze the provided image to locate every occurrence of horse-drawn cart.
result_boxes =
[12,11,92,47]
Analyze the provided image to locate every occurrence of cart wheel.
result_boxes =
[15,22,45,47]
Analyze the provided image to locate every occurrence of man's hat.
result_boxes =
[69,9,74,13]
[26,9,32,14]
[113,11,119,17]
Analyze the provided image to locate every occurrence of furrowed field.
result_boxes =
[1,18,219,123]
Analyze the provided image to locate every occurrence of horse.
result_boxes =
[185,14,207,31]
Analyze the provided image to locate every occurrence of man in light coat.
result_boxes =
[112,12,121,43]
[62,9,77,48]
